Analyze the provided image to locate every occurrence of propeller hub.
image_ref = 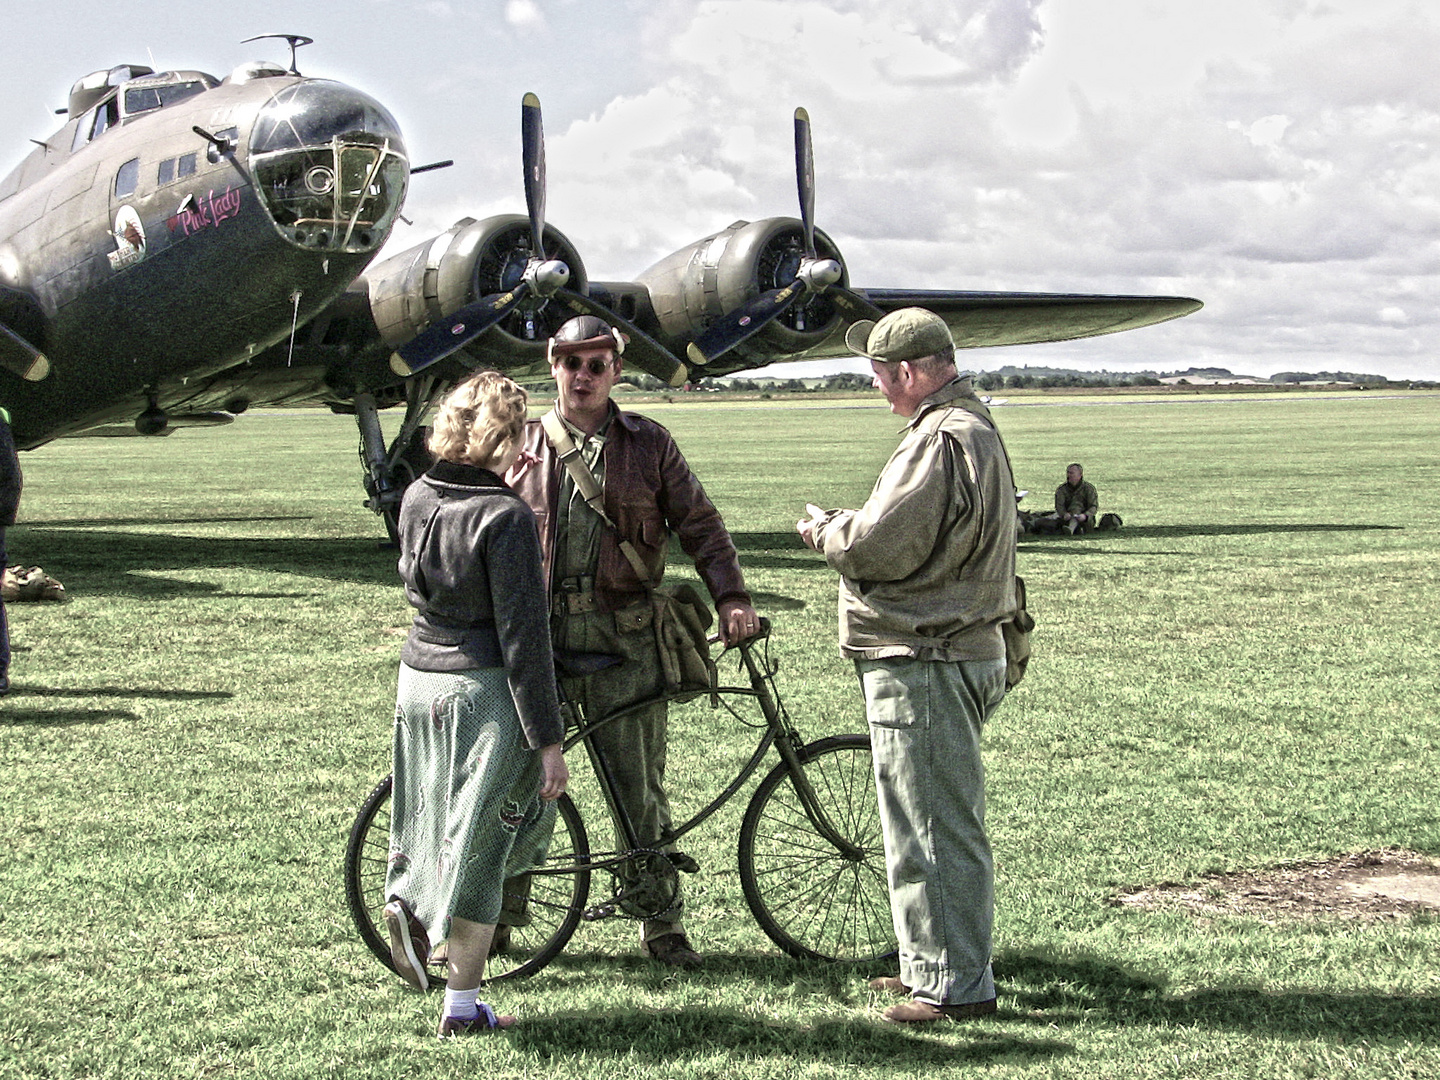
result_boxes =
[529,258,571,294]
[802,258,843,290]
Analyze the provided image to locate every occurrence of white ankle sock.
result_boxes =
[443,986,479,1018]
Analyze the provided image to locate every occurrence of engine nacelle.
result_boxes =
[366,214,589,355]
[637,217,850,360]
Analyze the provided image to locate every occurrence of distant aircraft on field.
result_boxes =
[0,34,1201,537]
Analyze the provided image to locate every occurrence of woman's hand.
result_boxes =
[537,742,569,801]
[506,448,543,483]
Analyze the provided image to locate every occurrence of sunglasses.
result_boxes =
[559,355,614,375]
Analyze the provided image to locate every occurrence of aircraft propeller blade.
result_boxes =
[831,286,884,321]
[556,289,689,387]
[686,106,882,367]
[686,283,805,367]
[796,107,816,259]
[389,283,532,377]
[391,92,688,385]
[522,91,547,260]
[393,93,580,379]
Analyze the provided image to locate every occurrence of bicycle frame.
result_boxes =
[554,626,866,874]
[344,622,895,979]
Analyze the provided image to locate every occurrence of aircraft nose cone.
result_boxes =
[249,79,409,254]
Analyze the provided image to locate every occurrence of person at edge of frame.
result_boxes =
[383,371,569,1038]
[0,405,21,697]
[797,307,1017,1025]
[505,314,761,971]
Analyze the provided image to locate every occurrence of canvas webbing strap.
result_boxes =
[540,409,654,587]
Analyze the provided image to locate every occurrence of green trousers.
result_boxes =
[556,604,685,936]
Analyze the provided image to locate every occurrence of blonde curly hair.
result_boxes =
[427,371,529,469]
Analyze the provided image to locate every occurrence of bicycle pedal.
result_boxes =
[666,852,700,874]
[584,903,617,922]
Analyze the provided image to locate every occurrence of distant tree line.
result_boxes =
[533,368,1436,394]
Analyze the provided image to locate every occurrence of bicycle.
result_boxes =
[343,620,896,983]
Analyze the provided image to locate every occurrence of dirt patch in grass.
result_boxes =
[1114,849,1440,921]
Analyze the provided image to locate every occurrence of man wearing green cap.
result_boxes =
[798,307,1017,1023]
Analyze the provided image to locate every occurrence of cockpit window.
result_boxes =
[91,99,119,141]
[124,81,207,116]
[71,97,121,152]
[70,95,121,152]
[114,158,139,198]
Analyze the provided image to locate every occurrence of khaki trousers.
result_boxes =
[857,654,1006,1006]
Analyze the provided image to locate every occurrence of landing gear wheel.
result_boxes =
[377,427,433,546]
[343,775,591,983]
[738,733,896,962]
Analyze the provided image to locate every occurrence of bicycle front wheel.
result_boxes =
[738,733,896,962]
[342,774,591,983]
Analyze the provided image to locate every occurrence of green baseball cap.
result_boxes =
[844,307,953,363]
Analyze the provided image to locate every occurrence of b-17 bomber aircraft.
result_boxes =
[0,34,1201,538]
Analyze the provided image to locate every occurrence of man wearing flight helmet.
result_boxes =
[506,315,759,969]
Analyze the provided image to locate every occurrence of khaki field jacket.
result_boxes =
[813,380,1017,661]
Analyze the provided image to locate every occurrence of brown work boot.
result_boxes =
[882,998,997,1023]
[641,931,703,970]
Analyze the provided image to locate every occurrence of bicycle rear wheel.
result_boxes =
[738,733,896,962]
[343,774,591,983]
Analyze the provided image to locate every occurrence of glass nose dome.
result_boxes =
[249,79,409,253]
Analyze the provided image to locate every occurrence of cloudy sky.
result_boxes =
[3,0,1436,379]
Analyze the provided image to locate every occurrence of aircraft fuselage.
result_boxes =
[0,64,408,447]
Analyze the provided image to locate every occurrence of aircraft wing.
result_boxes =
[658,279,1204,377]
[859,289,1203,350]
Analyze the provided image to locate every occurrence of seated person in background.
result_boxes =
[1054,463,1098,534]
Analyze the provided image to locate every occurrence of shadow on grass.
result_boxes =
[11,528,398,592]
[747,590,808,611]
[25,515,313,528]
[1022,522,1401,552]
[509,1008,1069,1066]
[727,530,828,572]
[492,952,1066,1064]
[493,948,1437,1055]
[11,686,231,700]
[998,954,1440,1042]
[0,706,138,726]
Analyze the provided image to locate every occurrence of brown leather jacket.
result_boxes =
[508,406,751,614]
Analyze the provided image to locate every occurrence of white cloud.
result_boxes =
[3,0,1436,379]
[505,0,546,30]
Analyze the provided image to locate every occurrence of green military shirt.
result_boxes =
[553,411,612,587]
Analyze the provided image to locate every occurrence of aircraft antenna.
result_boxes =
[241,34,314,76]
[286,290,303,367]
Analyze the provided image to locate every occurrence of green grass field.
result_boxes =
[2,389,1438,1079]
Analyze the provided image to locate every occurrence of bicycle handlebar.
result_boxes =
[709,614,772,646]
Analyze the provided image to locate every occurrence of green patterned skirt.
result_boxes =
[386,664,556,943]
